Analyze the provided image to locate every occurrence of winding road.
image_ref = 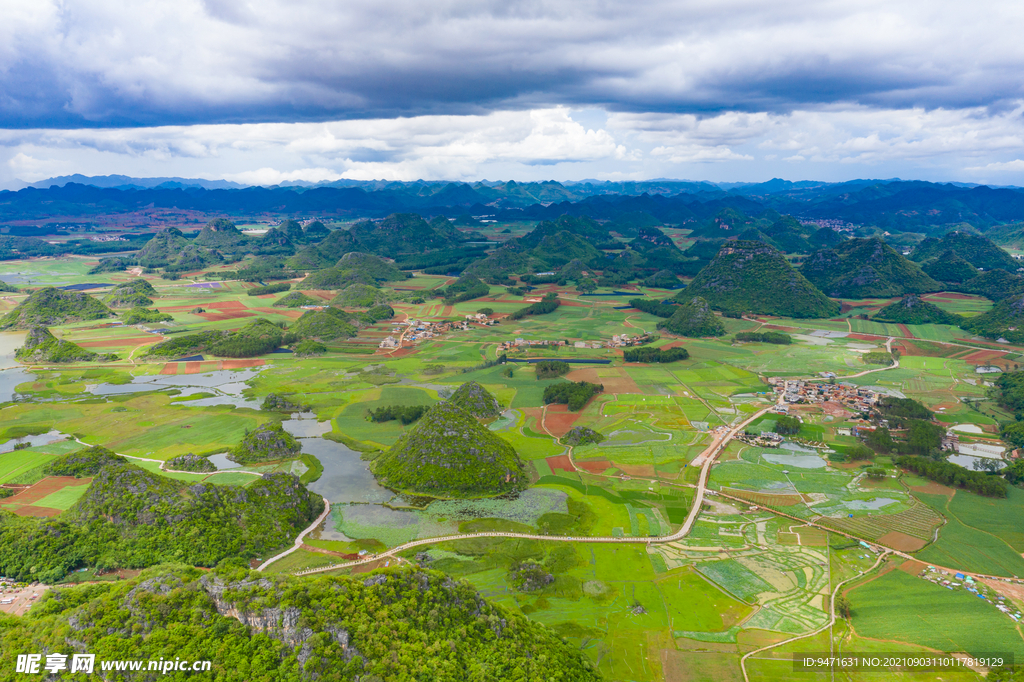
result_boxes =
[273,403,778,576]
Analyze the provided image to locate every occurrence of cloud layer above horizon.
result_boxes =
[3,0,1024,184]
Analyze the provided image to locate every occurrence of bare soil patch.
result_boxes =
[13,505,61,518]
[565,367,641,394]
[576,459,612,474]
[545,454,575,474]
[544,405,579,437]
[0,476,91,507]
[197,311,257,322]
[160,363,178,375]
[221,359,265,369]
[909,481,955,497]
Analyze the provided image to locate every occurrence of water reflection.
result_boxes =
[86,368,263,408]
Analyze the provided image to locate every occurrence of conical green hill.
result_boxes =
[680,240,839,318]
[801,237,939,298]
[370,402,527,498]
[873,295,960,325]
[449,381,502,418]
[194,218,246,248]
[15,326,99,363]
[922,250,978,284]
[961,293,1024,343]
[0,287,112,330]
[657,296,726,337]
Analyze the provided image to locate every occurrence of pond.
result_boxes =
[948,454,1006,470]
[762,452,827,469]
[843,497,899,511]
[0,331,32,404]
[86,368,263,408]
[0,429,65,454]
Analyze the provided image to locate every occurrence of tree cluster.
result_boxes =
[542,381,603,411]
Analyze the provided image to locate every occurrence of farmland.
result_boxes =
[2,256,1024,681]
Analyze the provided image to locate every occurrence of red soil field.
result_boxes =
[925,292,976,300]
[577,459,612,474]
[546,454,575,473]
[543,406,579,437]
[897,558,928,574]
[185,362,201,373]
[847,333,882,341]
[895,323,913,338]
[221,359,265,369]
[887,535,929,553]
[160,363,179,375]
[963,350,1005,363]
[13,505,61,518]
[196,311,257,322]
[250,307,304,318]
[0,476,91,509]
[206,301,248,310]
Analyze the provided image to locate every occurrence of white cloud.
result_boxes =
[3,0,1024,126]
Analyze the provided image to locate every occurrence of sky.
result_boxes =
[2,0,1024,188]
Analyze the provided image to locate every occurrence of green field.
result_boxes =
[32,483,92,510]
[849,568,1024,655]
[915,492,1024,577]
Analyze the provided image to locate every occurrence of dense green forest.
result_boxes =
[621,346,689,363]
[535,360,571,378]
[734,331,792,344]
[895,456,1007,497]
[508,293,560,320]
[0,564,600,681]
[0,448,323,582]
[370,402,527,498]
[542,381,603,411]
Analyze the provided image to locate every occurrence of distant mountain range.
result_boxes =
[3,177,1024,232]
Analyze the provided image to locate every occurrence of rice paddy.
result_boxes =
[5,265,1024,680]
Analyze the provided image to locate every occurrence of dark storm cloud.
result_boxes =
[1,0,1022,128]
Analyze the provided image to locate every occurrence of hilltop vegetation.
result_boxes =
[370,402,527,498]
[289,308,358,341]
[678,240,838,317]
[443,274,490,304]
[102,278,157,308]
[0,564,599,681]
[658,296,726,337]
[873,295,962,325]
[121,306,173,325]
[911,231,1020,272]
[273,290,320,307]
[801,237,940,298]
[14,326,108,363]
[0,447,323,582]
[961,293,1024,343]
[147,318,284,358]
[331,283,391,308]
[561,426,606,446]
[922,250,980,283]
[448,381,502,418]
[509,292,560,320]
[0,287,112,330]
[230,422,302,465]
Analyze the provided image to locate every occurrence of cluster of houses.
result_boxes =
[464,313,497,325]
[769,378,880,413]
[496,333,653,353]
[736,431,785,447]
[380,317,478,349]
